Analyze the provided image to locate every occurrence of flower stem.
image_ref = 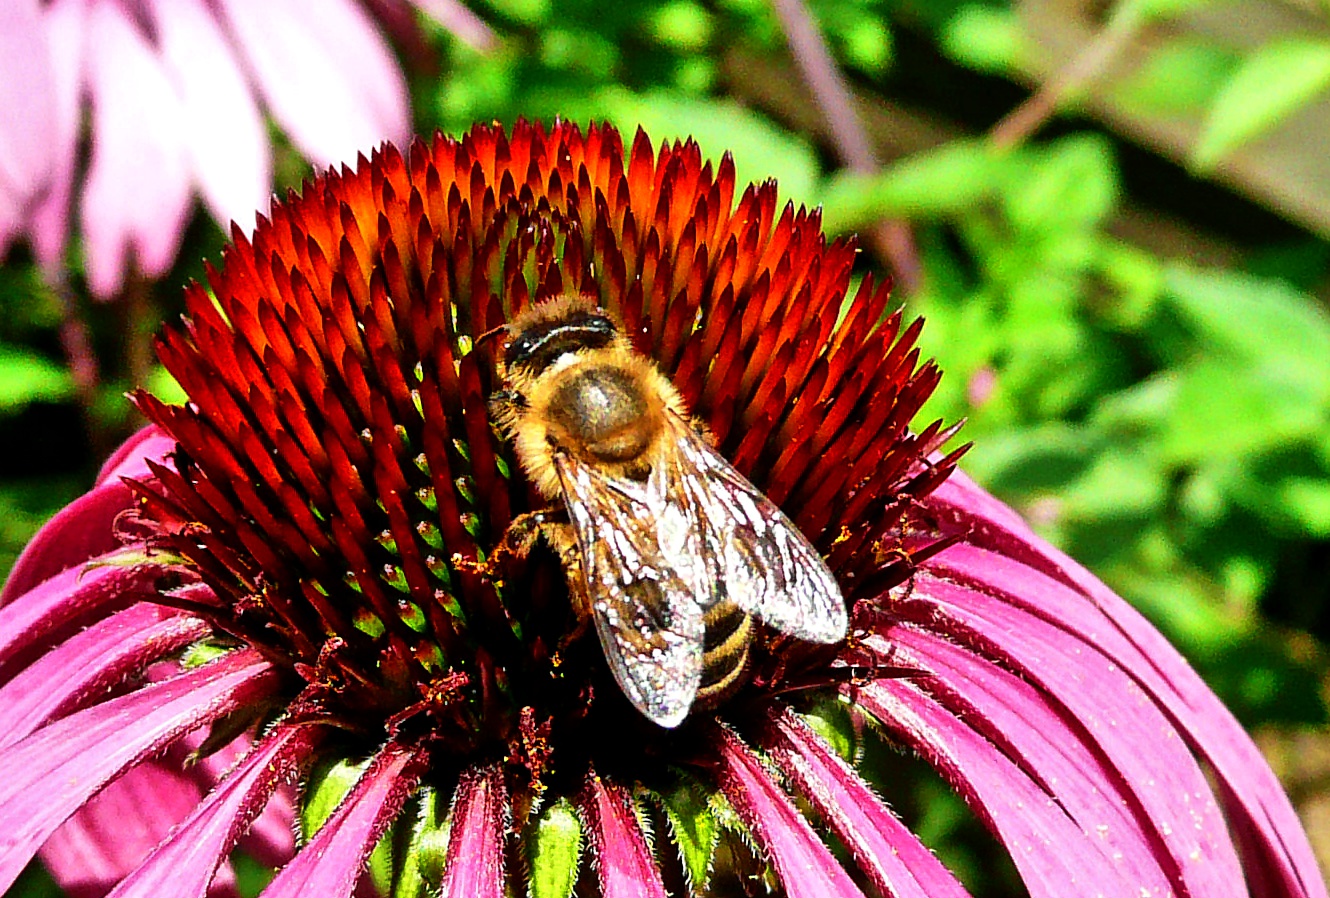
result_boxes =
[51,271,105,456]
[769,0,921,293]
[990,0,1145,150]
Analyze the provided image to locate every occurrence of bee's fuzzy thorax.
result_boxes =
[493,297,690,499]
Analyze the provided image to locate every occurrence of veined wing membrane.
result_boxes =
[666,413,847,644]
[554,452,705,727]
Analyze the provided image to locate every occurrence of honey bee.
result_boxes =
[489,295,847,727]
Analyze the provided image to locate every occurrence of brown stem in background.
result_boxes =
[52,272,106,457]
[124,271,156,396]
[768,0,922,293]
[990,2,1144,150]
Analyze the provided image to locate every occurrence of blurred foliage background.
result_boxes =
[4,0,1330,892]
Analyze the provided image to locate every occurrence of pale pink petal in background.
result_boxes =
[11,0,84,270]
[149,0,270,234]
[80,0,193,297]
[218,0,411,169]
[0,0,57,252]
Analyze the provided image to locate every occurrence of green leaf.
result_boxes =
[299,757,368,842]
[529,799,583,898]
[650,1,713,52]
[1058,447,1168,521]
[1194,38,1330,169]
[478,0,549,25]
[965,422,1098,492]
[660,780,719,892]
[1003,134,1118,234]
[800,700,856,763]
[1121,0,1214,21]
[1272,475,1330,536]
[1162,265,1330,402]
[819,141,1003,230]
[578,89,821,208]
[1162,359,1326,462]
[0,346,73,410]
[838,17,892,74]
[395,788,451,898]
[144,365,187,405]
[1114,39,1236,115]
[941,6,1024,75]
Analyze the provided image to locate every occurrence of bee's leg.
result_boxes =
[539,520,595,648]
[451,508,553,577]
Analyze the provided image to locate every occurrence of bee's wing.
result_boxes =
[553,453,705,728]
[665,413,848,644]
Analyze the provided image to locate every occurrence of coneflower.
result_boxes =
[0,121,1321,898]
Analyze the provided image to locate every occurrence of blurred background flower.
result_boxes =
[3,0,1330,893]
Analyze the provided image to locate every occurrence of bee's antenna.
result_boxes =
[474,323,509,348]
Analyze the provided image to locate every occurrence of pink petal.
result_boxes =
[856,679,1148,897]
[758,705,969,898]
[0,485,138,605]
[578,773,666,898]
[260,742,425,898]
[195,735,297,869]
[0,603,207,747]
[218,0,409,168]
[39,756,217,898]
[887,625,1176,891]
[107,726,319,898]
[45,729,294,898]
[438,764,507,898]
[25,0,84,269]
[81,0,192,297]
[0,554,162,674]
[95,424,176,486]
[0,650,276,894]
[711,725,867,898]
[2,427,175,604]
[0,0,57,211]
[406,0,497,51]
[928,471,1326,897]
[146,0,269,233]
[904,567,1243,892]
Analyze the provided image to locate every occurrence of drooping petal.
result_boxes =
[710,725,867,898]
[44,727,293,898]
[80,0,192,296]
[25,0,84,269]
[885,624,1178,891]
[0,650,276,894]
[438,765,507,898]
[0,557,162,674]
[578,774,666,898]
[2,425,175,607]
[407,0,496,51]
[217,0,409,168]
[39,757,218,898]
[147,0,270,233]
[0,0,57,227]
[106,725,319,898]
[0,603,207,746]
[923,470,1323,896]
[856,678,1155,897]
[758,705,970,898]
[260,742,425,898]
[194,735,297,869]
[95,425,176,486]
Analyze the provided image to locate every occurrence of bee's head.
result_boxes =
[502,297,618,378]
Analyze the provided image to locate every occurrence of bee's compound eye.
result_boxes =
[505,314,617,374]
